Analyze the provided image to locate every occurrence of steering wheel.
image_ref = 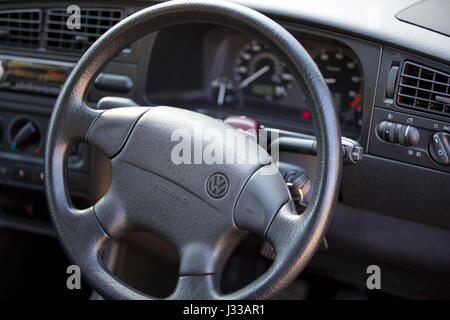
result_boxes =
[45,0,341,300]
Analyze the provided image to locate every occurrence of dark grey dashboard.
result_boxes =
[0,0,448,299]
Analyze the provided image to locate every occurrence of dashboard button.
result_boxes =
[384,121,393,141]
[377,120,420,146]
[13,166,32,183]
[385,66,399,99]
[403,125,420,147]
[394,123,403,144]
[399,124,408,145]
[34,169,45,185]
[376,120,386,140]
[388,121,396,143]
[429,132,450,166]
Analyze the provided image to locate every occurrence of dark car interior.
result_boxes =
[0,0,449,300]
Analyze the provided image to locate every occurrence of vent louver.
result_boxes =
[44,8,123,52]
[0,9,42,47]
[397,61,450,117]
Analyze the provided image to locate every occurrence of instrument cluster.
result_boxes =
[205,32,364,134]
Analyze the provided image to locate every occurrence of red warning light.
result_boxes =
[301,110,311,119]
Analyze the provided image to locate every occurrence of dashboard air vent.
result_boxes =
[44,8,123,52]
[0,9,42,47]
[397,61,450,116]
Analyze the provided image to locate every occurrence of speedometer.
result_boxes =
[233,40,294,101]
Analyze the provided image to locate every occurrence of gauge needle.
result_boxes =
[217,81,226,106]
[237,65,270,90]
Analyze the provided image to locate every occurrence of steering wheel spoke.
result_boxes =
[92,189,131,239]
[87,107,150,158]
[56,100,103,144]
[177,229,245,275]
[50,206,150,299]
[170,274,220,300]
[56,207,108,258]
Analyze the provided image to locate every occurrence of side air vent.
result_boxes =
[44,8,123,52]
[0,9,42,47]
[397,61,450,116]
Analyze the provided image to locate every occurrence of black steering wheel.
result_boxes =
[45,0,341,300]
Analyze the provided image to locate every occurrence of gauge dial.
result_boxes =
[314,49,364,129]
[233,40,294,101]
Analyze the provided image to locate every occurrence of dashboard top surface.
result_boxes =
[141,0,450,64]
[231,0,450,64]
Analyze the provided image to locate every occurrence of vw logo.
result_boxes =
[206,173,229,199]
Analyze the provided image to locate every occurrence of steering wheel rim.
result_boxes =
[45,0,341,300]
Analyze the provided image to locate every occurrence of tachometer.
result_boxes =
[314,48,364,129]
[233,40,294,101]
